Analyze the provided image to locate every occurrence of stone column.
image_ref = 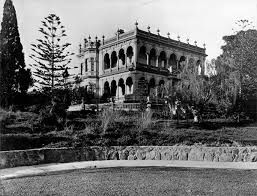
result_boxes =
[125,53,127,68]
[132,74,137,94]
[156,56,159,67]
[131,84,134,94]
[117,53,119,70]
[134,42,138,66]
[110,56,112,71]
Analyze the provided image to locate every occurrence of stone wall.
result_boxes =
[1,146,257,169]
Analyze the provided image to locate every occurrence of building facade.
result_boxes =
[77,24,207,103]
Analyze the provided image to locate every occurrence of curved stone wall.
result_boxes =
[1,146,257,169]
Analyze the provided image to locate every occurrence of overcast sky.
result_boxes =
[0,0,257,68]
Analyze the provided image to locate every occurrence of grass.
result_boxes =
[2,167,257,195]
[1,108,257,150]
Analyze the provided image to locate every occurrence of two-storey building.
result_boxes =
[77,23,207,103]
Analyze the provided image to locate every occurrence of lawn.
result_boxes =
[2,167,257,195]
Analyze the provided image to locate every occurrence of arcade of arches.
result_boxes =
[137,46,203,73]
[104,46,134,70]
[102,75,168,100]
[103,77,134,100]
[103,45,203,73]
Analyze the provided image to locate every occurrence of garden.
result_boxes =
[1,0,257,152]
[1,103,257,151]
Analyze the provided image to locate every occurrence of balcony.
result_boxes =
[136,63,170,76]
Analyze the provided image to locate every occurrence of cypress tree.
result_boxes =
[0,0,32,107]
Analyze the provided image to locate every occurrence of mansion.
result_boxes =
[77,23,207,103]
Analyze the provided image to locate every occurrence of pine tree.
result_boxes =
[30,14,74,93]
[0,0,32,107]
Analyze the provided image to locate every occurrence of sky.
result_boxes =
[0,0,257,70]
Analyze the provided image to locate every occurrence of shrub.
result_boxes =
[117,135,133,146]
[0,133,69,151]
[136,111,153,130]
[99,109,124,133]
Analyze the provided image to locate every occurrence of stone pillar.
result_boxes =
[116,82,119,99]
[132,74,137,94]
[110,56,112,71]
[134,42,138,66]
[119,86,123,99]
[156,56,159,67]
[131,84,134,94]
[125,85,128,95]
[125,53,127,68]
[117,53,120,70]
[146,53,149,66]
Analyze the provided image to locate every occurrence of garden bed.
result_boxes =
[1,109,257,151]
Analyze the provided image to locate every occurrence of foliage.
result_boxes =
[175,68,215,120]
[215,22,257,119]
[71,84,95,104]
[2,108,257,151]
[0,0,32,107]
[137,110,153,130]
[30,14,74,91]
[99,109,121,133]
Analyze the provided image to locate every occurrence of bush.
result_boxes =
[136,111,153,130]
[0,134,69,151]
[117,135,133,146]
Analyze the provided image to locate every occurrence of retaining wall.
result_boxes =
[1,146,257,169]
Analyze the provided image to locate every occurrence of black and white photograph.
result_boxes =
[1,0,257,195]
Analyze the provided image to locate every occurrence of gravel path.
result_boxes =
[2,167,257,195]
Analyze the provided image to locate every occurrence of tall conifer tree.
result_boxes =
[30,14,74,92]
[0,0,32,107]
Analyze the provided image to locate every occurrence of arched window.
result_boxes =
[126,46,134,63]
[103,81,110,97]
[118,49,125,65]
[104,53,110,69]
[126,77,133,87]
[111,80,117,97]
[196,60,203,75]
[85,59,88,72]
[118,78,125,95]
[139,46,147,65]
[179,56,186,71]
[80,63,83,75]
[158,51,167,68]
[169,53,177,72]
[148,78,156,95]
[91,57,94,71]
[158,80,165,98]
[111,51,118,68]
[159,80,165,86]
[149,49,156,66]
[126,77,133,94]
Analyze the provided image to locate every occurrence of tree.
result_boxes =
[174,68,215,121]
[216,21,257,120]
[30,14,74,93]
[0,0,32,107]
